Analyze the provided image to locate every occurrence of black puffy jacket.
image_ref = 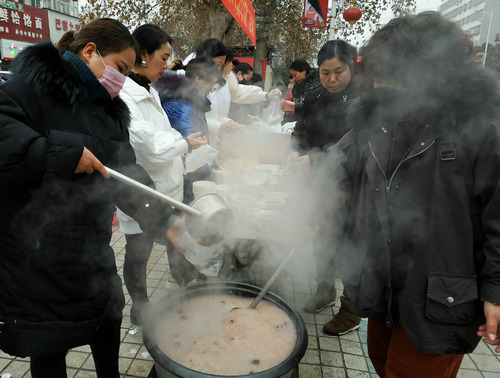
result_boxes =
[0,43,173,357]
[291,81,357,167]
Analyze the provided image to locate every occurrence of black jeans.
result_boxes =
[123,232,155,305]
[30,317,122,378]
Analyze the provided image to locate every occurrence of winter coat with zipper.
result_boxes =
[115,75,188,234]
[314,73,500,355]
[291,81,357,168]
[0,42,174,357]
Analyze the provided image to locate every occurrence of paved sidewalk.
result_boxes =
[1,227,499,377]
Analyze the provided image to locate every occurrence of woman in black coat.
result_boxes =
[281,58,321,124]
[0,19,174,378]
[289,41,358,171]
[288,40,361,335]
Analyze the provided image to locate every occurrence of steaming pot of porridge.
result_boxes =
[143,282,308,378]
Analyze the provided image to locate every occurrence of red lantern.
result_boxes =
[343,2,362,27]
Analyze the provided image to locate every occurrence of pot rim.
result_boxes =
[143,281,308,378]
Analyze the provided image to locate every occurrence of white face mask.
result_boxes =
[97,50,126,98]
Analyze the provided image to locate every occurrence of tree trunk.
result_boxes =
[253,9,270,77]
[209,10,234,42]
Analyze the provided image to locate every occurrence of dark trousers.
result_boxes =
[367,316,464,378]
[30,317,122,378]
[123,232,154,304]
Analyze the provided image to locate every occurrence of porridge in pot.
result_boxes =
[155,294,297,375]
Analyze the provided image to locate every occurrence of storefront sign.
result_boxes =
[0,1,49,47]
[47,10,79,43]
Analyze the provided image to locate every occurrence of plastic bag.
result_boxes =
[186,144,218,173]
[267,98,283,125]
[177,231,224,276]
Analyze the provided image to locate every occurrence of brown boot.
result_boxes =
[323,296,361,336]
[303,282,336,313]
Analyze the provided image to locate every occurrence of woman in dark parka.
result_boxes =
[0,18,174,378]
[313,12,500,377]
[288,40,362,336]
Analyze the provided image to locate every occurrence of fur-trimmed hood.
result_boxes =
[11,42,130,127]
[12,42,87,107]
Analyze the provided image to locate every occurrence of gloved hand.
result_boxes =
[267,88,282,100]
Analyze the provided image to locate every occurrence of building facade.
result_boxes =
[0,0,79,70]
[439,0,500,47]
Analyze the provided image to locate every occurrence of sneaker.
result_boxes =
[303,283,336,313]
[130,301,152,326]
[323,296,361,336]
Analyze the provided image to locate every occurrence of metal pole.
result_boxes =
[329,0,337,40]
[483,10,493,68]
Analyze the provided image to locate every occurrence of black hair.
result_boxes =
[132,24,172,66]
[171,56,221,84]
[318,40,357,68]
[57,18,137,57]
[195,38,226,59]
[232,62,253,75]
[359,11,473,92]
[225,46,234,63]
[289,59,312,73]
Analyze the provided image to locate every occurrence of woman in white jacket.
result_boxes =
[116,24,206,325]
[206,46,281,148]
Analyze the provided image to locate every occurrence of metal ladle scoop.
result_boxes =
[106,167,233,245]
[230,248,296,312]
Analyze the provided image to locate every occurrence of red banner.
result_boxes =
[302,0,328,28]
[222,0,256,46]
[0,1,49,43]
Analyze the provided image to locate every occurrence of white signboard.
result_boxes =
[47,9,79,44]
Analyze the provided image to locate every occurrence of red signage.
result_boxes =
[222,0,256,46]
[54,18,80,32]
[0,1,50,43]
[302,0,328,28]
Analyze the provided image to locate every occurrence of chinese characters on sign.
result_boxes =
[55,18,80,32]
[0,1,49,43]
[221,0,256,46]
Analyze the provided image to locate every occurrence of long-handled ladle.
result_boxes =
[230,248,296,311]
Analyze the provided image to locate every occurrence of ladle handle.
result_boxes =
[248,248,296,309]
[105,166,202,217]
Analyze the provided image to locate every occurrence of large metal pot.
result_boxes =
[143,282,308,378]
